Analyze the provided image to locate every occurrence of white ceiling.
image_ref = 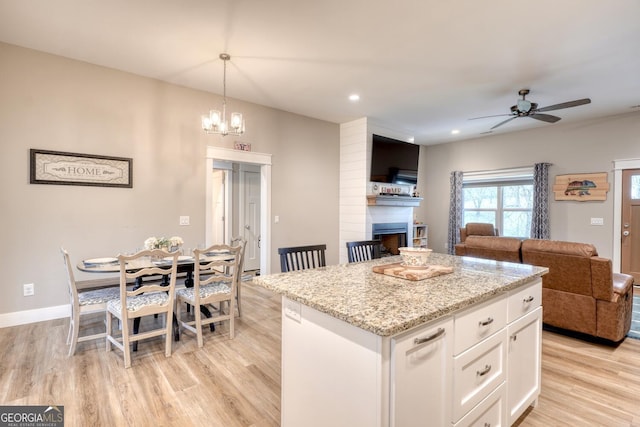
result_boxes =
[1,0,639,145]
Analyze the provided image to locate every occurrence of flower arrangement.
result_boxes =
[144,236,184,251]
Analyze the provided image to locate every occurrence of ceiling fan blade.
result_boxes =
[535,98,591,113]
[490,116,517,130]
[529,113,561,123]
[468,113,512,120]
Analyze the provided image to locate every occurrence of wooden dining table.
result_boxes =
[77,251,234,346]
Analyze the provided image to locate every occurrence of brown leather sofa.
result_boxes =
[454,236,634,342]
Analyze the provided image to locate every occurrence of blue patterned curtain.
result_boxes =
[531,163,551,239]
[447,171,463,254]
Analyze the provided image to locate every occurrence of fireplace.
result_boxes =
[372,222,408,256]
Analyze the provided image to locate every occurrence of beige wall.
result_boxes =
[0,43,339,316]
[416,112,640,258]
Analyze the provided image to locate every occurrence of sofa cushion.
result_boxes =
[521,239,595,297]
[461,236,522,263]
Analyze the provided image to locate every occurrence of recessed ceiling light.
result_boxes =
[348,94,360,102]
[451,129,460,135]
[408,137,415,143]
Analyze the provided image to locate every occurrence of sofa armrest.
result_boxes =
[590,256,630,301]
[612,272,633,297]
[454,243,467,256]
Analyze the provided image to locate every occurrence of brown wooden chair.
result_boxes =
[346,240,382,263]
[278,244,326,272]
[61,247,120,357]
[175,244,241,347]
[106,249,178,368]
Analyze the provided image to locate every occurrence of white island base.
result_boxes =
[280,278,542,427]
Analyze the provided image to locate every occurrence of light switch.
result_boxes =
[274,215,280,224]
[179,216,190,226]
[590,217,604,226]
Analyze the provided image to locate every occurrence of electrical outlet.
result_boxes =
[179,216,190,226]
[23,283,34,296]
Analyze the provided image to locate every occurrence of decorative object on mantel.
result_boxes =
[553,172,609,201]
[201,53,245,136]
[144,236,183,252]
[372,262,453,281]
[30,149,132,188]
[234,142,251,151]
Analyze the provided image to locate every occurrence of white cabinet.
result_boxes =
[278,277,542,427]
[452,279,542,426]
[507,306,542,425]
[391,317,453,427]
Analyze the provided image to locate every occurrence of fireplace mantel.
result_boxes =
[367,195,423,207]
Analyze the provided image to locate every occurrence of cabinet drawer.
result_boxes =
[454,382,506,427]
[507,278,542,323]
[453,329,507,423]
[454,295,507,355]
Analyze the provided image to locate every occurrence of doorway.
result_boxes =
[239,164,261,271]
[613,158,640,281]
[621,168,640,283]
[205,146,272,275]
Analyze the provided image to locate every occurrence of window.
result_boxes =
[463,168,534,238]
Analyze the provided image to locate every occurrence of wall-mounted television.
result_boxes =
[370,134,420,185]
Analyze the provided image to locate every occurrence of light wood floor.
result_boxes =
[2,281,640,426]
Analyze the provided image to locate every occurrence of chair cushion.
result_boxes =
[176,283,231,302]
[107,292,170,315]
[78,287,120,306]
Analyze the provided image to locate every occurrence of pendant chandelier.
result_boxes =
[201,53,245,136]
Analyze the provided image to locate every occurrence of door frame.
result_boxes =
[206,146,272,275]
[612,158,640,273]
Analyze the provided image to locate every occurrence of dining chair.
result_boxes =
[346,240,382,263]
[230,236,248,317]
[175,244,241,347]
[61,247,120,357]
[278,244,327,272]
[106,249,178,368]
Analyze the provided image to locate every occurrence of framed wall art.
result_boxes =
[553,172,609,201]
[30,149,133,188]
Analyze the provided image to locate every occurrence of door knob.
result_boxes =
[623,231,630,236]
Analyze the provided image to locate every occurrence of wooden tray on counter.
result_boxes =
[372,262,454,281]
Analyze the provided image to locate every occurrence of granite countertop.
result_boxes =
[254,253,548,337]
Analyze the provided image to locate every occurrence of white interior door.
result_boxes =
[211,169,227,244]
[240,165,261,271]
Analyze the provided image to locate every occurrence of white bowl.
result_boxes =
[398,247,433,267]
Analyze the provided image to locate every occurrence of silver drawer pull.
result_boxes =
[523,296,534,303]
[413,327,445,345]
[478,317,494,327]
[477,364,492,377]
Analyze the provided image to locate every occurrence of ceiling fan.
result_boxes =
[470,89,591,130]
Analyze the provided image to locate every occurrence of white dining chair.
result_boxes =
[61,247,120,357]
[175,244,241,347]
[230,236,248,317]
[106,249,178,368]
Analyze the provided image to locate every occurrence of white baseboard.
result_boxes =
[0,304,69,328]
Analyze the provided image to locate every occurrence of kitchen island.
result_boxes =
[254,253,548,427]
